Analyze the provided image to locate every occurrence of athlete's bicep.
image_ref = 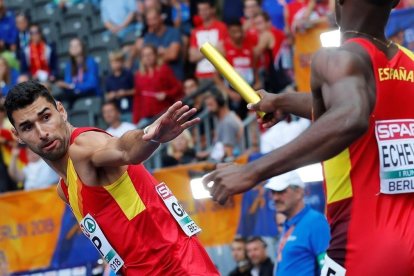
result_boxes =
[70,131,128,168]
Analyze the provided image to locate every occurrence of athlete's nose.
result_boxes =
[36,123,49,140]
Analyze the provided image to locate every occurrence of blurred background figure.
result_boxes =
[102,100,136,137]
[100,0,140,41]
[162,129,195,167]
[104,51,134,115]
[0,0,17,51]
[132,44,182,127]
[0,56,18,98]
[8,145,59,190]
[265,171,330,276]
[14,12,30,55]
[56,37,100,107]
[229,236,252,276]
[20,24,57,83]
[197,91,243,162]
[246,237,274,276]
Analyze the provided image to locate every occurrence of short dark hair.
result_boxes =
[246,236,267,248]
[197,0,214,7]
[102,100,120,112]
[233,236,247,244]
[226,18,242,28]
[255,11,270,22]
[4,81,57,126]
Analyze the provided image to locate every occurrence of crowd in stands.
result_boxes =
[0,0,413,192]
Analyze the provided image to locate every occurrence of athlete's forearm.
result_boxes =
[278,92,313,119]
[116,130,160,165]
[248,103,368,183]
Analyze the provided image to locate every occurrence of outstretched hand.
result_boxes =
[142,101,200,143]
[202,163,257,205]
[247,90,283,129]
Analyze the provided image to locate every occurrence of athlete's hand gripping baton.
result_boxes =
[199,42,265,118]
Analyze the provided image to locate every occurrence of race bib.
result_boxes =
[80,214,124,273]
[321,255,346,276]
[156,183,202,236]
[375,120,414,194]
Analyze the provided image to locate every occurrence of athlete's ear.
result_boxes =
[56,101,68,122]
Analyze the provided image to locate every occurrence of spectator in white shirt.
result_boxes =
[102,100,136,137]
[8,145,59,190]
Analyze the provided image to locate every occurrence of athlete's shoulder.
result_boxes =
[68,129,113,160]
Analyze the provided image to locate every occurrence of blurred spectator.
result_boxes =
[0,103,16,193]
[100,0,141,40]
[229,236,252,276]
[52,0,84,10]
[260,109,310,154]
[246,237,274,276]
[220,19,259,119]
[290,0,330,92]
[162,129,195,167]
[105,51,134,113]
[171,0,192,36]
[183,77,202,110]
[197,91,243,162]
[8,145,59,190]
[16,74,29,84]
[189,0,228,83]
[56,38,100,107]
[140,8,184,80]
[0,56,18,98]
[132,45,182,127]
[14,12,30,55]
[0,39,19,71]
[143,0,173,26]
[102,100,136,137]
[242,0,262,45]
[265,171,330,276]
[261,0,291,30]
[0,0,17,50]
[254,11,291,93]
[20,24,57,82]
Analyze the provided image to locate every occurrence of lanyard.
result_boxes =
[277,224,295,262]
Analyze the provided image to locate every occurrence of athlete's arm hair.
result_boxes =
[245,45,375,183]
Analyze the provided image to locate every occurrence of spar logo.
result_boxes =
[156,183,173,200]
[376,120,414,141]
[84,218,96,233]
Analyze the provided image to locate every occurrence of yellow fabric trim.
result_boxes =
[67,158,83,221]
[104,171,146,220]
[397,45,414,62]
[323,148,353,204]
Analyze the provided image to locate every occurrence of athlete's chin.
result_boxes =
[38,141,66,161]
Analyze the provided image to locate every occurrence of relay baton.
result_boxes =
[199,42,265,118]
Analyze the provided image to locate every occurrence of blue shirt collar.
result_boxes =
[284,205,310,231]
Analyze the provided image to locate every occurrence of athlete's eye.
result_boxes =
[43,114,50,121]
[22,124,32,132]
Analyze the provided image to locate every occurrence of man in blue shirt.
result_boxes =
[0,0,17,49]
[140,8,184,80]
[265,171,330,276]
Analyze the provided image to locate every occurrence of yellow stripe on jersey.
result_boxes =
[104,171,146,220]
[323,148,353,204]
[398,45,414,62]
[67,158,84,222]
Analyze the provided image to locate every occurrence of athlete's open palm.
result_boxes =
[142,102,200,143]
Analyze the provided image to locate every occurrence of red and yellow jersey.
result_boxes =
[323,38,414,275]
[60,127,219,276]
